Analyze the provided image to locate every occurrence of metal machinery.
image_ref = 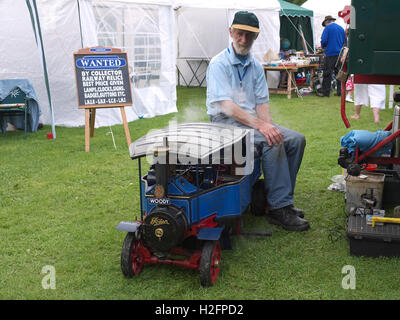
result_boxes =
[116,122,270,286]
[337,0,400,206]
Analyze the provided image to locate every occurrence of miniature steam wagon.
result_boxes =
[117,122,269,286]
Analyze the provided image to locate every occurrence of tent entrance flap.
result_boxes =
[278,0,314,52]
[280,15,314,52]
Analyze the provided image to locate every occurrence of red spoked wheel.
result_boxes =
[121,232,144,277]
[200,241,221,287]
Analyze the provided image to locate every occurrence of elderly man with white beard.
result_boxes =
[206,11,309,231]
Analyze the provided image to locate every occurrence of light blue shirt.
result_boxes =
[206,43,269,116]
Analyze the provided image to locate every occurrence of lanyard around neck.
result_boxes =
[236,65,248,88]
[227,47,248,87]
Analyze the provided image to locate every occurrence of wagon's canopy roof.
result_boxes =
[129,122,251,161]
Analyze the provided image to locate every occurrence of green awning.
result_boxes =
[278,0,313,17]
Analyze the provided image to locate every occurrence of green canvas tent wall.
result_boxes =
[278,0,314,53]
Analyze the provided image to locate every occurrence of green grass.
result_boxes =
[1,86,400,299]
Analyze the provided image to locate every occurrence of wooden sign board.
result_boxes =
[73,46,133,152]
[74,46,132,108]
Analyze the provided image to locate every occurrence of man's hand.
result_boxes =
[258,121,283,146]
[220,101,283,146]
[255,103,283,146]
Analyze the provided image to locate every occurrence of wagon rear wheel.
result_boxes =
[200,241,221,287]
[121,232,144,277]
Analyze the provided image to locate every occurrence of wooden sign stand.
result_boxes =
[84,107,131,152]
[73,46,133,152]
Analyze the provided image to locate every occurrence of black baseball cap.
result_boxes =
[231,11,259,33]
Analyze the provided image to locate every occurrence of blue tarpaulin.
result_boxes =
[341,129,392,157]
[0,79,41,134]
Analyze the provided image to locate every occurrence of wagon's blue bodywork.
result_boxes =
[140,157,261,225]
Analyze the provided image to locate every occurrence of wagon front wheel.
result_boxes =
[200,241,221,287]
[121,232,144,277]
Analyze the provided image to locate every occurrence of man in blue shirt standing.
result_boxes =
[318,15,345,97]
[206,11,310,231]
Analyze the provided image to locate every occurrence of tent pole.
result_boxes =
[77,0,84,49]
[26,0,57,139]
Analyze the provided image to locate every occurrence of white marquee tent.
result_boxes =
[302,0,350,49]
[174,0,282,88]
[0,0,177,135]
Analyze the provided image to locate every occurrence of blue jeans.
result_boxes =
[210,114,306,210]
